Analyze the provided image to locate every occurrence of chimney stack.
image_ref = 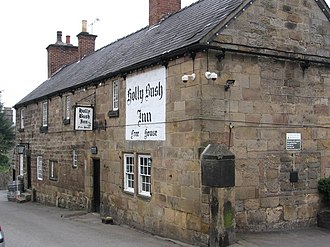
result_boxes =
[149,0,181,26]
[46,20,97,78]
[47,31,78,77]
[77,20,97,59]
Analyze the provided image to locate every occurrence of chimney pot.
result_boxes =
[66,35,71,44]
[57,31,62,42]
[82,20,87,33]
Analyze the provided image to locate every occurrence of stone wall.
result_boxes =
[203,0,330,232]
[14,56,210,245]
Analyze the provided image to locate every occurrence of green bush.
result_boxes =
[318,178,330,207]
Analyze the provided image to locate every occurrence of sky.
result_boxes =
[0,0,197,109]
[0,0,329,109]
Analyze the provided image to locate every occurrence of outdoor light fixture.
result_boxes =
[181,73,196,83]
[224,79,235,91]
[204,72,218,81]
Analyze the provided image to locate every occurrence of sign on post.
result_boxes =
[74,106,94,131]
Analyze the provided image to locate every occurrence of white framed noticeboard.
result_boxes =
[286,133,301,151]
[74,106,94,131]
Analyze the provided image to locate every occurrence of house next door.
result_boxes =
[92,159,101,212]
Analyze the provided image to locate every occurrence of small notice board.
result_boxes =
[286,133,301,151]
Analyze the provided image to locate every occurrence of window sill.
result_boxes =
[123,190,135,196]
[108,110,119,118]
[39,126,48,133]
[63,119,70,125]
[137,193,151,201]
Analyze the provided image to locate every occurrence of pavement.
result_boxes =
[2,189,330,246]
[60,208,330,247]
[232,227,330,247]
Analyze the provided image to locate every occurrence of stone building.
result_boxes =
[13,0,330,246]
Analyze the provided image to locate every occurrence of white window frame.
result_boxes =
[20,108,25,129]
[123,154,135,193]
[72,150,78,168]
[113,80,119,111]
[19,154,24,176]
[37,156,43,181]
[65,95,71,120]
[138,154,151,197]
[42,101,48,127]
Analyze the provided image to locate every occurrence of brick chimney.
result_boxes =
[77,20,97,60]
[149,0,181,26]
[46,31,78,77]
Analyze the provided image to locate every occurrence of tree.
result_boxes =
[0,91,15,166]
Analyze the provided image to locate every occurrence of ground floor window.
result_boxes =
[138,155,152,197]
[49,161,58,181]
[37,156,43,180]
[19,154,24,176]
[123,153,152,197]
[124,154,134,193]
[72,150,78,168]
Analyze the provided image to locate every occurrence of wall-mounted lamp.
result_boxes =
[224,80,235,91]
[205,72,218,81]
[182,73,196,83]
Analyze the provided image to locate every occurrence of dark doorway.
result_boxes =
[27,156,32,189]
[12,169,16,181]
[92,159,101,213]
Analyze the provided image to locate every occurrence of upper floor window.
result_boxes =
[65,95,71,120]
[108,80,119,118]
[113,80,119,111]
[123,154,135,193]
[37,156,43,181]
[42,101,48,127]
[20,108,25,129]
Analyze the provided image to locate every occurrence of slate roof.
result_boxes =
[14,0,246,108]
[13,0,330,108]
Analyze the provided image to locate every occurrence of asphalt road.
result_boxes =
[0,190,190,247]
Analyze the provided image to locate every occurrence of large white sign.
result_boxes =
[74,106,94,131]
[126,67,166,141]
